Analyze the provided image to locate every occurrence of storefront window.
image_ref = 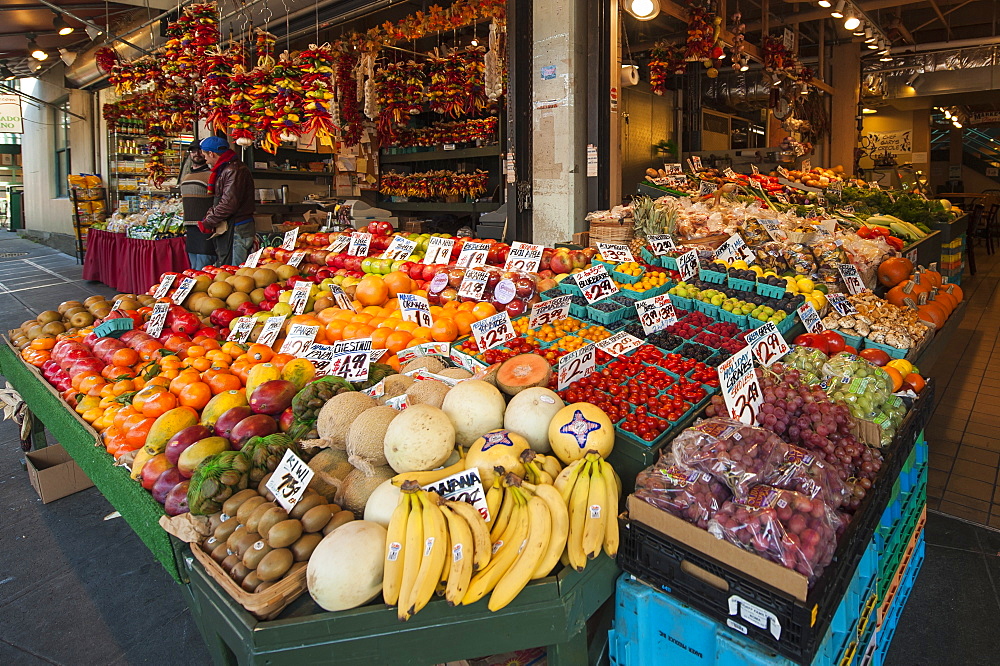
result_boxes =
[54,100,70,197]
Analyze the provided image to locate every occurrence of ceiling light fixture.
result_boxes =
[740,63,749,72]
[831,0,846,18]
[85,25,103,40]
[52,12,73,36]
[880,51,892,62]
[867,41,880,50]
[862,108,877,114]
[0,63,15,81]
[59,48,77,66]
[818,0,832,7]
[624,0,660,21]
[864,28,875,42]
[844,13,861,31]
[953,121,963,128]
[905,73,920,87]
[27,35,47,61]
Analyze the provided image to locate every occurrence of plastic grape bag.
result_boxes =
[782,346,828,386]
[708,485,841,582]
[671,418,794,500]
[770,444,849,508]
[635,458,731,529]
[820,352,893,420]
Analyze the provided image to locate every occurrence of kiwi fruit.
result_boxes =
[227,525,248,551]
[221,554,241,574]
[84,295,105,307]
[257,506,289,540]
[290,494,326,519]
[198,297,225,317]
[300,504,334,533]
[226,292,251,309]
[255,580,276,593]
[266,520,303,548]
[137,295,155,307]
[289,561,308,576]
[193,275,213,292]
[258,473,276,501]
[242,540,273,569]
[214,518,240,543]
[233,531,262,559]
[207,513,226,534]
[290,533,323,562]
[207,281,234,299]
[322,510,355,535]
[69,312,95,328]
[36,310,61,325]
[230,563,252,585]
[214,270,233,282]
[202,535,218,552]
[241,571,262,592]
[252,268,278,288]
[236,496,267,523]
[257,548,294,582]
[210,541,230,563]
[58,300,82,314]
[246,502,274,534]
[222,489,259,518]
[231,276,256,293]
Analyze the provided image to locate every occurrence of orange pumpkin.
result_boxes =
[921,268,942,288]
[877,257,914,288]
[916,302,947,329]
[943,283,964,302]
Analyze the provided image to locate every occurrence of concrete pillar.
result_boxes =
[829,42,861,173]
[531,0,590,246]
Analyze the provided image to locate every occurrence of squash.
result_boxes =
[877,257,914,288]
[943,283,964,303]
[920,268,942,288]
[306,521,387,611]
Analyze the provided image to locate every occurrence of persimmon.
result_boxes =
[178,381,213,409]
[133,385,177,418]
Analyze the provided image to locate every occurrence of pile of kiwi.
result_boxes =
[178,264,297,320]
[9,294,155,350]
[201,473,354,594]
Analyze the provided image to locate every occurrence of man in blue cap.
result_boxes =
[198,135,256,266]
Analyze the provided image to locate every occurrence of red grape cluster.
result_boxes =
[708,486,840,581]
[635,461,731,529]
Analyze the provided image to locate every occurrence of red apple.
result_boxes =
[550,251,573,274]
[505,298,528,317]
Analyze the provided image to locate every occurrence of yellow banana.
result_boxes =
[445,499,491,572]
[439,526,452,586]
[583,457,607,560]
[439,503,475,606]
[566,459,591,571]
[555,458,585,503]
[526,461,554,485]
[489,484,514,542]
[382,492,411,606]
[404,491,449,619]
[538,454,563,480]
[462,489,529,606]
[396,491,424,620]
[489,493,552,611]
[523,481,570,580]
[391,459,466,487]
[485,480,502,524]
[602,459,620,558]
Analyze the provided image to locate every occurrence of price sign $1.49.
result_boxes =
[558,343,596,391]
[743,321,790,366]
[718,346,763,425]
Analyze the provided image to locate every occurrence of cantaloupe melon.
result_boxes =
[308,448,354,502]
[437,368,473,380]
[440,380,506,448]
[346,406,398,472]
[406,379,450,408]
[548,403,615,463]
[340,465,395,514]
[316,392,377,449]
[503,387,565,453]
[465,429,530,488]
[307,520,386,611]
[496,354,552,396]
[362,479,402,527]
[383,404,456,473]
[400,356,446,374]
[381,374,415,400]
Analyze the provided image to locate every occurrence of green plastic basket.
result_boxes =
[699,268,727,284]
[727,277,756,292]
[756,282,787,299]
[94,317,134,338]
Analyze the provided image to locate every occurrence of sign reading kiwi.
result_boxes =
[266,449,315,512]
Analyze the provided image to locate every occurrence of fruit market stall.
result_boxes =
[82,228,190,295]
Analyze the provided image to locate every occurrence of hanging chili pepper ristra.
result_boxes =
[425,47,487,118]
[334,46,365,147]
[297,43,338,146]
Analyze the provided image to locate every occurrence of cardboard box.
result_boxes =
[26,445,94,504]
[627,494,810,602]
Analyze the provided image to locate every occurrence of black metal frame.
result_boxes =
[506,0,533,242]
[587,0,612,212]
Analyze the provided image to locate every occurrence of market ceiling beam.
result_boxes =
[34,0,153,56]
[911,0,974,33]
[926,0,953,39]
[94,0,176,8]
[744,0,916,32]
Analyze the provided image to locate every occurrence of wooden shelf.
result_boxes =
[378,201,501,213]
[251,170,333,180]
[380,145,501,163]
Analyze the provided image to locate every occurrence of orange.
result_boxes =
[30,337,56,351]
[472,302,497,319]
[394,320,418,334]
[325,320,347,341]
[137,339,162,360]
[81,407,104,424]
[458,301,476,312]
[269,353,294,371]
[178,381,213,409]
[185,345,207,358]
[124,417,156,449]
[453,311,477,335]
[409,337,431,347]
[385,331,413,355]
[383,271,414,297]
[352,324,375,339]
[246,344,274,363]
[356,275,389,306]
[203,369,243,394]
[884,367,903,392]
[342,322,363,339]
[112,379,137,396]
[186,356,213,372]
[230,360,252,384]
[168,369,202,393]
[133,385,177,418]
[71,372,101,391]
[363,305,383,316]
[109,347,140,367]
[194,338,221,352]
[412,326,432,341]
[121,412,148,433]
[79,375,107,394]
[371,327,393,350]
[114,406,140,431]
[333,309,355,322]
[316,307,342,325]
[431,319,459,342]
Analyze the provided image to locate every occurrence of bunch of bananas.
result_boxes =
[521,449,563,485]
[555,451,620,571]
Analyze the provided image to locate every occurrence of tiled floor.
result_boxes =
[923,242,1000,528]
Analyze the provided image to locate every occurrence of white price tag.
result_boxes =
[153,273,176,299]
[279,324,320,356]
[266,449,314,512]
[596,242,635,264]
[256,315,287,347]
[528,295,572,329]
[743,322,790,366]
[718,346,763,425]
[715,233,751,265]
[575,264,618,303]
[385,393,410,410]
[503,242,544,272]
[751,164,760,175]
[450,348,487,373]
[698,181,718,197]
[457,269,490,300]
[287,251,306,268]
[777,167,790,179]
[380,236,418,261]
[597,331,645,356]
[758,219,787,242]
[145,302,170,337]
[243,248,263,268]
[796,303,825,334]
[455,242,490,268]
[558,343,596,390]
[330,338,373,382]
[470,311,516,351]
[171,277,196,305]
[802,159,812,172]
[227,317,255,343]
[111,297,123,313]
[678,249,700,282]
[422,467,491,521]
[423,237,456,265]
[838,263,867,294]
[396,342,451,365]
[691,156,703,170]
[328,284,356,312]
[664,163,683,175]
[398,293,433,328]
[303,342,337,376]
[348,232,372,257]
[905,247,918,265]
[281,228,299,251]
[288,281,313,314]
[635,294,678,335]
[647,234,676,256]
[326,235,351,253]
[827,293,858,316]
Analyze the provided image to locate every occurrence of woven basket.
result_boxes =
[676,233,729,250]
[589,219,634,247]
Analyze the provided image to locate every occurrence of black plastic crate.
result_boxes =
[618,422,912,663]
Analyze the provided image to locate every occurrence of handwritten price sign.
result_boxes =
[796,303,826,334]
[678,249,699,282]
[596,331,644,357]
[743,322,790,366]
[288,281,312,315]
[838,263,867,294]
[266,449,314,512]
[145,302,170,337]
[348,232,372,257]
[828,293,858,316]
[758,219,787,242]
[575,264,618,303]
[457,269,490,300]
[714,233,753,265]
[718,346,763,425]
[326,235,351,253]
[380,236,418,261]
[242,248,263,268]
[558,344,596,390]
[596,242,634,263]
[470,311,516,351]
[528,295,571,328]
[398,293,433,328]
[281,227,299,251]
[647,234,676,256]
[303,342,336,376]
[153,273,176,299]
[503,241,544,272]
[256,315,287,347]
[456,242,490,268]
[171,277,196,305]
[423,237,455,265]
[635,294,678,335]
[286,251,306,268]
[327,284,356,312]
[279,324,319,357]
[227,317,255,343]
[330,338,372,382]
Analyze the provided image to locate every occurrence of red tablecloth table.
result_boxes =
[82,229,190,294]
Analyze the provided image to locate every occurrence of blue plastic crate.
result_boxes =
[94,317,134,338]
[540,287,564,301]
[776,314,797,336]
[613,269,642,284]
[569,303,589,319]
[717,308,749,329]
[869,537,925,666]
[692,299,720,319]
[587,301,627,325]
[639,247,664,268]
[756,282,788,299]
[863,337,907,359]
[728,276,757,292]
[557,279,583,296]
[661,255,679,271]
[835,330,863,351]
[699,268,727,284]
[669,293,693,312]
